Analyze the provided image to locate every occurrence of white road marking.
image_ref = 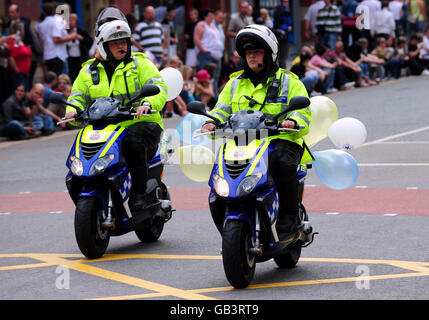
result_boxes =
[358,163,429,167]
[360,126,429,147]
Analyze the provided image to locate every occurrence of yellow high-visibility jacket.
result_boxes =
[66,52,167,129]
[210,68,313,163]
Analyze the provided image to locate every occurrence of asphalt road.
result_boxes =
[0,76,429,303]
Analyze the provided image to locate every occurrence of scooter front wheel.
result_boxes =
[222,220,256,289]
[74,197,110,259]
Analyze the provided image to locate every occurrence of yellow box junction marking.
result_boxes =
[0,253,428,300]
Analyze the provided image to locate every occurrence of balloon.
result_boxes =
[305,96,338,147]
[328,117,367,150]
[313,149,359,190]
[178,145,215,182]
[173,113,212,145]
[160,67,183,101]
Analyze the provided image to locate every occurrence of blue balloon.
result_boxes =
[313,149,359,190]
[173,113,211,145]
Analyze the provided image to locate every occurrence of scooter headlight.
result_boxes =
[213,174,229,197]
[70,155,83,176]
[89,154,115,176]
[236,172,263,197]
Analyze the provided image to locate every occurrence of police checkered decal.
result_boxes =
[120,173,132,200]
[268,194,279,222]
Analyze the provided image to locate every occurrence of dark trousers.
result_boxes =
[268,139,303,218]
[121,122,162,194]
[45,57,64,76]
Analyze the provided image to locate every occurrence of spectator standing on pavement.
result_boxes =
[256,8,274,29]
[4,4,34,48]
[247,4,255,24]
[340,0,359,51]
[360,0,381,50]
[372,1,396,40]
[315,0,342,50]
[67,13,92,82]
[162,5,179,59]
[227,1,252,52]
[194,10,223,70]
[274,0,296,69]
[184,9,199,72]
[6,20,32,91]
[134,6,164,66]
[213,10,226,94]
[303,0,325,41]
[35,3,78,76]
[389,0,405,36]
[408,0,426,34]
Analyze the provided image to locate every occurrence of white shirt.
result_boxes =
[36,15,69,62]
[389,1,403,20]
[66,27,80,57]
[372,8,395,36]
[195,21,223,61]
[360,0,382,30]
[304,0,326,35]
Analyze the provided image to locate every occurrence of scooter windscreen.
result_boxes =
[87,98,130,121]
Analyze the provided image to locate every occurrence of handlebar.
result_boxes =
[56,109,158,125]
[193,124,306,138]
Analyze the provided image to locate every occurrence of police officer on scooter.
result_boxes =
[202,24,312,237]
[64,8,167,214]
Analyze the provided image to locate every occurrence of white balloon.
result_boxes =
[160,67,184,101]
[328,117,367,150]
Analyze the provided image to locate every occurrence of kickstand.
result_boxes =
[301,232,319,248]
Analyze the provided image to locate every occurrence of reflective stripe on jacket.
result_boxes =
[66,52,167,129]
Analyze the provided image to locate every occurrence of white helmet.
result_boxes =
[95,19,131,60]
[235,24,279,64]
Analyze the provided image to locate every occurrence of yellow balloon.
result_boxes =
[305,96,338,147]
[178,145,216,182]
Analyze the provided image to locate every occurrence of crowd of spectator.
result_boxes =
[1,0,429,141]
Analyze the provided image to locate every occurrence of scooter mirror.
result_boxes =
[271,96,310,123]
[187,101,222,126]
[187,101,207,115]
[127,84,160,107]
[49,92,67,105]
[49,92,82,112]
[288,96,311,111]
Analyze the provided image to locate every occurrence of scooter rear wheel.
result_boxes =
[222,220,256,289]
[74,197,110,259]
[135,184,170,242]
[273,241,302,268]
[135,216,165,242]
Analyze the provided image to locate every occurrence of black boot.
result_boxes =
[276,211,299,236]
[129,192,147,212]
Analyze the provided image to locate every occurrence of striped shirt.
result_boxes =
[316,5,342,33]
[133,21,164,59]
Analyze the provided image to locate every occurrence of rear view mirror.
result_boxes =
[271,96,310,123]
[187,101,222,126]
[49,92,67,105]
[126,84,160,107]
[49,92,82,112]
